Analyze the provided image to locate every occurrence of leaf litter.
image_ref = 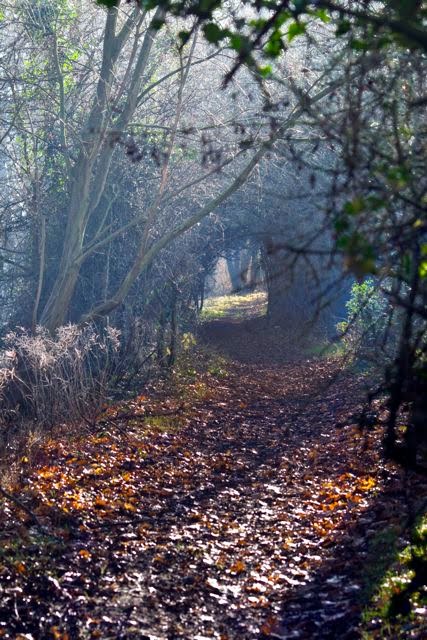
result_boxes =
[0,320,426,639]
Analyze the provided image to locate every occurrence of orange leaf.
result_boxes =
[261,615,278,635]
[357,476,376,492]
[94,497,108,508]
[49,627,70,640]
[230,559,246,575]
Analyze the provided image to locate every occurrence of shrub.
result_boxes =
[337,279,391,359]
[0,324,120,430]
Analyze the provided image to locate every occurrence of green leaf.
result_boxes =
[151,18,165,31]
[230,34,245,52]
[336,19,351,36]
[313,9,331,23]
[334,217,350,233]
[336,234,351,250]
[249,18,268,30]
[350,38,370,51]
[265,32,284,57]
[258,64,272,78]
[203,23,224,44]
[288,21,306,42]
[274,10,292,28]
[178,30,191,45]
[344,197,365,215]
[96,0,119,7]
[387,166,410,189]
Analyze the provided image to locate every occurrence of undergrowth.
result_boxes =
[361,513,427,638]
[306,340,346,360]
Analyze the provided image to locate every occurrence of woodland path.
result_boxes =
[1,301,425,639]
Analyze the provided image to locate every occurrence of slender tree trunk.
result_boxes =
[157,309,166,365]
[168,290,178,368]
[39,5,161,331]
[226,252,242,292]
[32,212,46,332]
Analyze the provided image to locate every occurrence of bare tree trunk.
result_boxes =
[168,289,178,368]
[226,252,242,292]
[31,211,46,332]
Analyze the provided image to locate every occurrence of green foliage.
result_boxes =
[305,341,345,360]
[20,0,77,39]
[207,354,228,377]
[287,21,306,42]
[94,0,427,66]
[420,244,427,279]
[345,280,386,323]
[143,414,182,432]
[360,526,401,606]
[202,22,225,44]
[337,279,389,356]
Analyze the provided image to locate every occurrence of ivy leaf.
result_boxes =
[258,64,272,78]
[230,33,250,54]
